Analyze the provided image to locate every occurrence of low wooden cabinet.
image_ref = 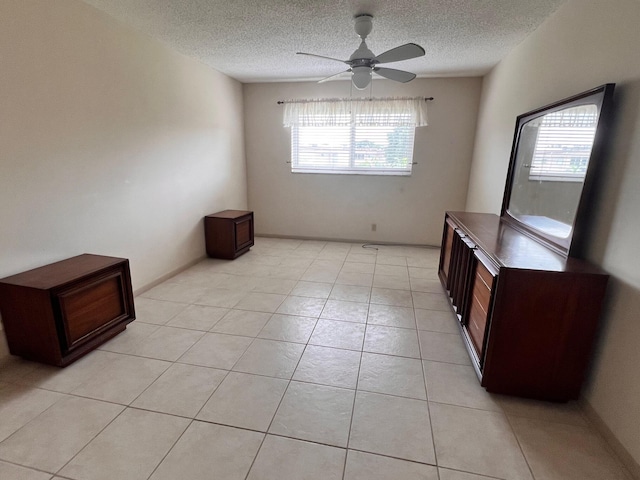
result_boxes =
[204,210,254,259]
[0,254,135,366]
[439,212,609,401]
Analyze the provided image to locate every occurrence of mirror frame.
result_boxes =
[500,84,615,258]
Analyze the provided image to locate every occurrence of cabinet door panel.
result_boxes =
[58,273,126,349]
[235,218,252,250]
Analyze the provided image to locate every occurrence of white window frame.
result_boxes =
[290,115,416,176]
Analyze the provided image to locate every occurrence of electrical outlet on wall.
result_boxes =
[371,223,377,232]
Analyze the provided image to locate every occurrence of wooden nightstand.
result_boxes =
[204,210,254,259]
[0,254,135,366]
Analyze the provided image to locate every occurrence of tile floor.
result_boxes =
[0,237,633,480]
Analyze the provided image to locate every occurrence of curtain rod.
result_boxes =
[277,96,434,105]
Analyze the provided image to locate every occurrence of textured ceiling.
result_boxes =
[81,0,566,83]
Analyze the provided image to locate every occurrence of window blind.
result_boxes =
[284,97,426,176]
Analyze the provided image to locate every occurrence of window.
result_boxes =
[528,105,598,182]
[283,97,428,176]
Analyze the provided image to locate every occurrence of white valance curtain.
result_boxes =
[282,97,428,127]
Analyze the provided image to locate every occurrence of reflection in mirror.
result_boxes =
[507,104,599,239]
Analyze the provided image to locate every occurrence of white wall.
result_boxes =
[0,0,247,291]
[465,0,640,470]
[244,78,481,245]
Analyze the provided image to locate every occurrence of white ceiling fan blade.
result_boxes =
[318,70,352,83]
[375,43,425,64]
[297,52,348,64]
[373,67,416,83]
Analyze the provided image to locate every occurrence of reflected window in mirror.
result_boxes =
[501,84,615,257]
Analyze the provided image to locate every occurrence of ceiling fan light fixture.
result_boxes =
[352,66,372,90]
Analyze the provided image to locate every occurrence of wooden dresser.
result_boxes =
[439,212,609,401]
[204,210,254,259]
[0,254,135,366]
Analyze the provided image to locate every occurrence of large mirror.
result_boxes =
[501,84,615,257]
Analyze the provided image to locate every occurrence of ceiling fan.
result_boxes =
[297,14,425,90]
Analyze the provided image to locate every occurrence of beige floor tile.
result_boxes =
[290,281,333,299]
[0,396,123,473]
[370,287,413,307]
[141,282,208,304]
[336,271,374,287]
[367,304,415,328]
[349,391,435,464]
[233,339,305,378]
[132,363,227,417]
[358,352,426,400]
[217,274,259,291]
[329,284,371,303]
[344,450,438,480]
[407,252,440,268]
[211,309,272,337]
[194,287,247,308]
[0,356,40,384]
[375,255,408,266]
[270,381,354,447]
[409,267,439,279]
[276,296,327,317]
[0,384,65,442]
[251,277,297,295]
[510,416,628,480]
[320,300,369,323]
[418,331,471,365]
[374,264,409,277]
[423,361,501,411]
[258,314,317,343]
[0,460,53,480]
[165,304,228,331]
[309,319,366,351]
[20,350,120,393]
[150,422,263,480]
[72,354,170,404]
[311,259,343,270]
[372,274,411,290]
[438,468,498,479]
[268,266,307,280]
[234,292,287,313]
[197,372,288,431]
[301,267,340,283]
[134,297,189,325]
[125,326,205,361]
[415,308,459,333]
[412,292,451,311]
[410,278,443,293]
[293,345,361,389]
[341,262,375,274]
[346,253,376,264]
[498,395,589,426]
[98,322,159,355]
[364,325,420,358]
[178,332,253,369]
[59,408,189,480]
[247,435,346,480]
[430,403,532,479]
[279,257,314,268]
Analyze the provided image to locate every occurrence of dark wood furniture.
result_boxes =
[438,212,608,401]
[204,210,254,259]
[0,254,135,367]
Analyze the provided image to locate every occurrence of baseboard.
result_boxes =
[255,232,440,249]
[133,255,207,297]
[581,399,640,479]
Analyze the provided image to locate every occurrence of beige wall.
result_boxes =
[244,78,481,245]
[465,0,640,469]
[0,0,247,291]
